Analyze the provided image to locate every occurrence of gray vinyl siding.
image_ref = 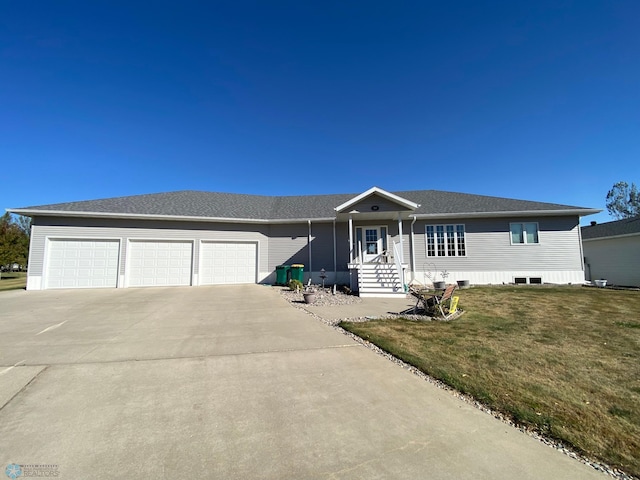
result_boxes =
[411,216,583,273]
[30,217,269,277]
[583,235,640,286]
[29,214,585,287]
[309,223,336,273]
[349,195,410,214]
[335,223,350,269]
[267,223,310,271]
[267,222,349,273]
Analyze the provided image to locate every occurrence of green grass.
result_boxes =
[0,272,27,291]
[340,286,640,477]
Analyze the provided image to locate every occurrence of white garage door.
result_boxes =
[45,239,120,289]
[128,241,193,287]
[200,242,257,285]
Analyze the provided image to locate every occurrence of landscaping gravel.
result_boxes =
[279,287,363,308]
[279,286,636,480]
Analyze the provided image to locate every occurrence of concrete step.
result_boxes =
[359,291,409,298]
[359,286,405,294]
[357,264,405,297]
[359,283,401,289]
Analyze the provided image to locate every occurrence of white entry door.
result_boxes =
[357,226,388,262]
[200,241,257,285]
[128,241,193,287]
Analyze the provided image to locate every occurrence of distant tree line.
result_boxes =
[606,181,639,220]
[0,212,31,270]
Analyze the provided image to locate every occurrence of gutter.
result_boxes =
[582,232,640,242]
[7,209,336,225]
[411,209,601,220]
[8,207,602,224]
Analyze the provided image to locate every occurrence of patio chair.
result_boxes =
[410,284,459,319]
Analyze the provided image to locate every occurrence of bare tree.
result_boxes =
[606,181,640,220]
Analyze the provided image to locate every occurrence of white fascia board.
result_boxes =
[582,232,640,242]
[7,209,336,224]
[334,186,420,212]
[411,208,601,220]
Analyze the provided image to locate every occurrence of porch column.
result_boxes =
[333,218,337,282]
[397,214,404,264]
[348,216,354,263]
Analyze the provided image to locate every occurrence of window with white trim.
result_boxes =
[426,224,466,257]
[510,222,539,244]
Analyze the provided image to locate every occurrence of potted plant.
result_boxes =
[303,287,317,304]
[433,270,448,289]
[594,279,607,288]
[288,279,303,292]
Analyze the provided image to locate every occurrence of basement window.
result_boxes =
[514,277,543,285]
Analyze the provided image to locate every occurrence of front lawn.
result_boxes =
[340,286,640,478]
[0,272,27,291]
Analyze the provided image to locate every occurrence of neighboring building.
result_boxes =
[581,216,640,287]
[8,187,599,296]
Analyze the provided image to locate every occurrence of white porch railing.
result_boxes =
[357,240,363,290]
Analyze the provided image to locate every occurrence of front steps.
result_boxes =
[356,263,407,298]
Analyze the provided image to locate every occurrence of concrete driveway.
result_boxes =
[0,286,605,479]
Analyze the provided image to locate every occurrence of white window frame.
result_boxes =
[425,224,466,257]
[510,222,540,245]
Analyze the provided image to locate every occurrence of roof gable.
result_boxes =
[334,187,420,213]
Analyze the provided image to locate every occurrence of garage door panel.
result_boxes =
[45,240,120,289]
[200,242,257,285]
[128,241,193,287]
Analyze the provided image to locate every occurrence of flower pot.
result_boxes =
[594,279,607,288]
[303,292,316,304]
[457,280,470,289]
[433,281,446,289]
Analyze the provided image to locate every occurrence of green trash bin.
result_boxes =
[275,265,291,286]
[290,264,304,283]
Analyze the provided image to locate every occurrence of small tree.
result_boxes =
[606,181,640,220]
[0,213,30,269]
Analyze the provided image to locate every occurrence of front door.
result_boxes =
[357,226,387,262]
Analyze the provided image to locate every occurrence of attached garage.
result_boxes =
[127,240,193,287]
[45,239,120,289]
[200,241,257,285]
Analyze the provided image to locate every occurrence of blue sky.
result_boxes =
[2,1,639,225]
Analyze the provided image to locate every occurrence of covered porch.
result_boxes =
[334,187,419,297]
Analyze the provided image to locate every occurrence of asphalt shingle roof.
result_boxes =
[12,189,595,220]
[581,216,640,239]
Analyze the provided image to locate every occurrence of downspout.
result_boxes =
[333,218,337,284]
[308,220,312,284]
[577,216,586,281]
[410,215,417,282]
